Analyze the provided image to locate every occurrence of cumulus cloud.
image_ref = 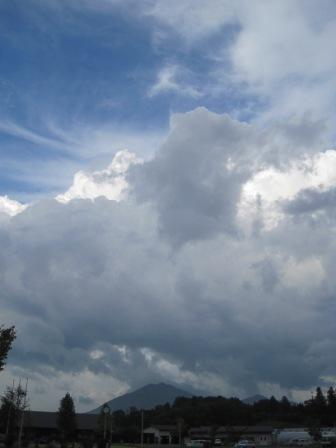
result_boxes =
[0,195,27,217]
[1,108,336,411]
[56,150,141,203]
[284,187,336,215]
[131,108,255,244]
[238,149,336,232]
[0,0,334,409]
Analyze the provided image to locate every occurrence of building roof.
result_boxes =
[24,411,99,431]
[144,425,177,432]
[216,426,274,434]
[190,427,212,433]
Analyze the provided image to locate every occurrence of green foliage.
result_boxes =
[57,393,77,442]
[0,383,28,446]
[92,387,336,443]
[0,326,16,372]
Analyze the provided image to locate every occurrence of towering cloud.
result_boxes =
[1,108,336,410]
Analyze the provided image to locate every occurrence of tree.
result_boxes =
[0,326,16,372]
[314,387,327,414]
[0,382,28,447]
[57,393,77,444]
[327,386,336,409]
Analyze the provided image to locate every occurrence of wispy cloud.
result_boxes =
[148,64,202,98]
[0,120,74,154]
[0,117,166,201]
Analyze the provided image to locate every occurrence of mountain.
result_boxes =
[242,394,267,404]
[88,383,192,414]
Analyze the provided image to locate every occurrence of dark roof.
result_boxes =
[24,411,99,431]
[144,425,177,432]
[216,426,274,434]
[190,427,212,433]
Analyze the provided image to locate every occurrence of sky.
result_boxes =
[1,0,336,412]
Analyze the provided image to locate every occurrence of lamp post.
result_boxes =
[177,418,184,448]
[18,378,28,448]
[141,409,144,448]
[110,414,113,446]
[102,404,111,448]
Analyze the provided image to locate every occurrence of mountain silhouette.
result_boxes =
[242,394,267,404]
[88,382,192,414]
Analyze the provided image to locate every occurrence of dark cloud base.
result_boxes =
[1,108,335,408]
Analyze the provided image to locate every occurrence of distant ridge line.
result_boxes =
[88,382,192,414]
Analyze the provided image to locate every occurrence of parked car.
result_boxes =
[234,440,256,448]
[186,440,211,448]
[290,439,313,447]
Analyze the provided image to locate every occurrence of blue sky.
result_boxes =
[2,0,336,411]
[0,1,163,197]
[0,0,263,201]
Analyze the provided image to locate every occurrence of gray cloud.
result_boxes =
[130,108,254,245]
[284,187,336,215]
[1,108,336,410]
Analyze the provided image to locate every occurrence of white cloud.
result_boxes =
[23,0,335,126]
[0,116,165,203]
[141,347,241,397]
[56,150,141,203]
[148,65,202,98]
[0,120,74,153]
[238,149,336,232]
[282,257,325,293]
[145,0,236,43]
[230,1,336,126]
[0,195,27,217]
[145,0,336,125]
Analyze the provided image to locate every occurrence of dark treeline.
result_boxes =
[109,387,336,442]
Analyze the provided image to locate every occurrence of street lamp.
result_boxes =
[102,403,111,447]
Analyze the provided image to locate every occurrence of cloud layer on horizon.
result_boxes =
[1,107,336,410]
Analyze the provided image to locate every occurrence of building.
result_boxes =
[143,425,178,445]
[22,411,99,441]
[189,427,212,441]
[215,426,274,446]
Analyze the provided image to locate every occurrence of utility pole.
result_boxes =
[110,414,113,446]
[141,409,144,448]
[18,378,28,448]
[102,404,110,448]
[5,379,15,436]
[178,420,182,448]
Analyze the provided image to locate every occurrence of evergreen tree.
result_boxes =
[314,387,327,408]
[280,396,291,413]
[0,326,16,372]
[327,386,336,409]
[57,393,77,444]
